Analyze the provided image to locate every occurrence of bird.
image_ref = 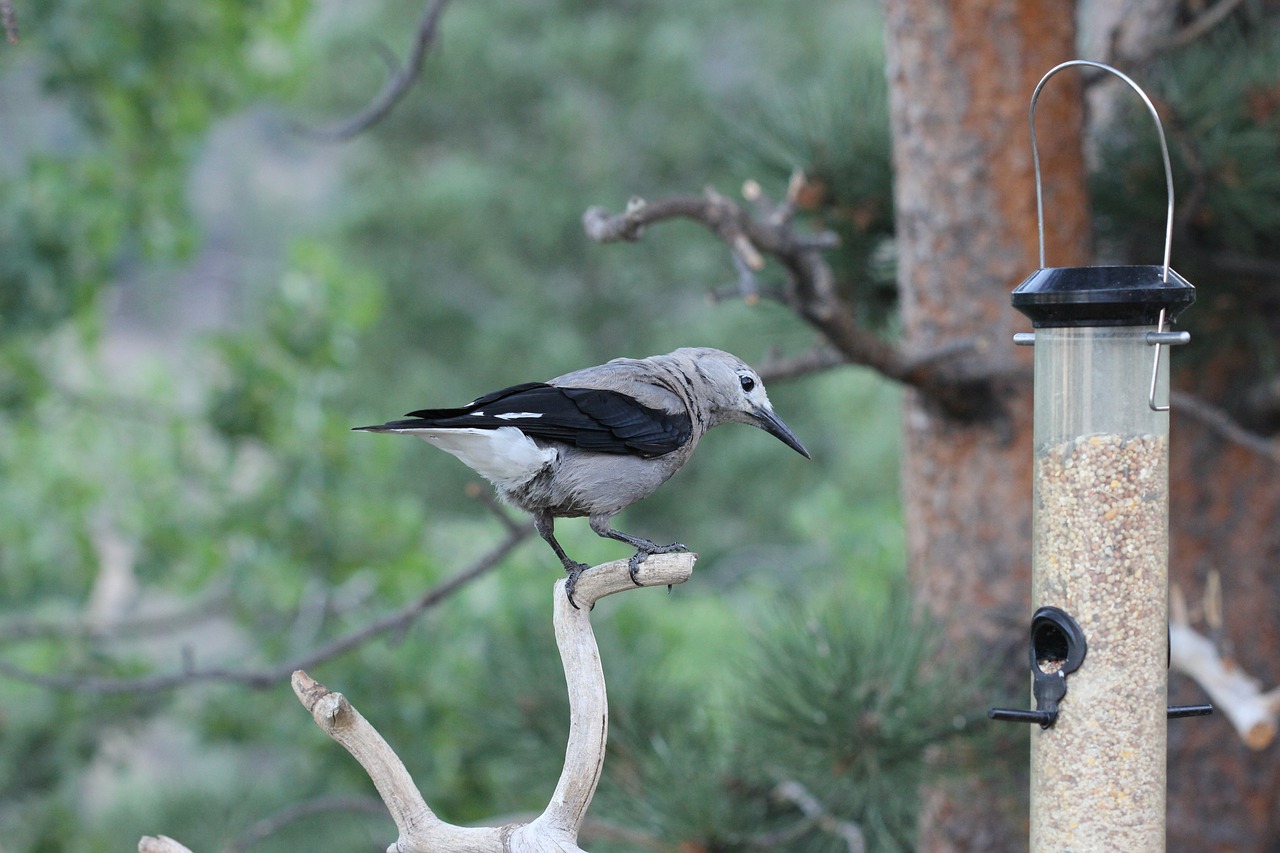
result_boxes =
[354,347,809,606]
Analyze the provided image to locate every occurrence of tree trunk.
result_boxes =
[883,1,1089,849]
[1167,394,1280,850]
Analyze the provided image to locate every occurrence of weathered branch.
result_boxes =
[1170,582,1280,750]
[1172,390,1280,466]
[288,553,695,853]
[771,780,867,853]
[1161,0,1246,51]
[583,184,1008,418]
[0,526,529,693]
[306,0,451,142]
[137,837,194,853]
[227,795,388,853]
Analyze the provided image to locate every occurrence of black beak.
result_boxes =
[754,408,810,459]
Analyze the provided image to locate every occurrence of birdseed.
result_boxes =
[1030,432,1168,850]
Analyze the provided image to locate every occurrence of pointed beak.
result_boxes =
[754,407,810,459]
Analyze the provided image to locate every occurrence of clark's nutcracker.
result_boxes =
[355,347,809,605]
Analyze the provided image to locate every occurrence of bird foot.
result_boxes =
[627,542,687,587]
[562,560,591,610]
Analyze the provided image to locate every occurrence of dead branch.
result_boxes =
[306,0,451,142]
[1161,0,1247,51]
[1172,390,1280,466]
[137,837,193,853]
[1170,581,1280,750]
[756,345,847,383]
[770,780,866,853]
[226,795,387,853]
[0,526,529,693]
[287,553,697,853]
[583,183,1007,418]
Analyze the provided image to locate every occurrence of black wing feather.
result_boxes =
[387,382,690,457]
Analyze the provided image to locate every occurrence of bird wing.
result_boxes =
[390,382,691,457]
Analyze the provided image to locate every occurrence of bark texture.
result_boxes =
[884,1,1089,849]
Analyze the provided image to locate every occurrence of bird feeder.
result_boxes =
[990,61,1207,851]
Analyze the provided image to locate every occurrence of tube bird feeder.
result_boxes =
[990,61,1207,851]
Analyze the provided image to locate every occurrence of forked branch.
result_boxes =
[138,553,694,853]
[1170,578,1280,749]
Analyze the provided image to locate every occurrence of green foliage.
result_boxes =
[584,586,973,852]
[740,589,971,851]
[1092,20,1280,375]
[723,43,897,328]
[9,0,1278,850]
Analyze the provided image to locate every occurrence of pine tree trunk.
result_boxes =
[883,1,1089,848]
[1167,392,1280,849]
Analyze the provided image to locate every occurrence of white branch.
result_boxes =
[1170,584,1280,750]
[138,837,194,853]
[137,553,697,853]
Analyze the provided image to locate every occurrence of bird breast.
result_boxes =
[503,441,695,518]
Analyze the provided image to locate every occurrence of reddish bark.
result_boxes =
[884,1,1088,848]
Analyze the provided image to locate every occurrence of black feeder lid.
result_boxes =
[1012,265,1196,328]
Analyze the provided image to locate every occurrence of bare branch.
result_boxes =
[227,795,388,853]
[0,526,529,694]
[1172,390,1280,465]
[757,345,847,383]
[284,553,696,853]
[771,780,866,853]
[138,837,193,853]
[306,0,451,142]
[1161,0,1247,51]
[1171,582,1280,750]
[584,185,1005,418]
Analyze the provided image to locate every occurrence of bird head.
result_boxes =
[674,348,810,459]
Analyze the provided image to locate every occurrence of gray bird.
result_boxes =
[355,347,809,605]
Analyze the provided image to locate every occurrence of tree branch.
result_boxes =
[1161,0,1246,51]
[277,553,697,853]
[1172,390,1280,465]
[0,526,529,693]
[306,0,451,142]
[138,837,193,853]
[1170,582,1280,750]
[226,795,388,853]
[770,780,867,853]
[583,183,1006,418]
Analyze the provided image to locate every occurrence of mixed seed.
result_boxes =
[1031,432,1168,849]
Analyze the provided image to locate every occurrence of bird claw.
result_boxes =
[627,542,688,587]
[563,561,591,610]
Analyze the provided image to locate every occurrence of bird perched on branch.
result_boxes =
[355,347,809,606]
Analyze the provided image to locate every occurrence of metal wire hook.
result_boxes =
[1029,60,1175,283]
[1030,61,1185,411]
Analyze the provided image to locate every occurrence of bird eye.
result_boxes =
[739,375,756,392]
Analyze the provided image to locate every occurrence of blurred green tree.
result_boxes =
[2,0,1279,850]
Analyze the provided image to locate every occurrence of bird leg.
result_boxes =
[589,515,687,587]
[534,513,589,609]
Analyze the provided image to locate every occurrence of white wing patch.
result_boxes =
[495,411,544,420]
[395,426,554,489]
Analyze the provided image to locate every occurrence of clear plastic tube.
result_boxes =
[1030,326,1169,850]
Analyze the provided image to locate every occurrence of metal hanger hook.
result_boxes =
[1029,60,1175,282]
